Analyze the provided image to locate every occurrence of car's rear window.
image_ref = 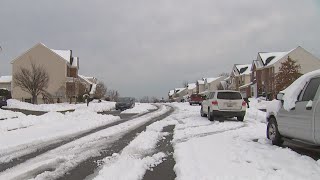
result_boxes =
[217,92,242,100]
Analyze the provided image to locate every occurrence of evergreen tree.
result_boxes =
[275,56,302,94]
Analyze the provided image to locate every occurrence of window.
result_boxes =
[301,77,320,101]
[217,92,242,100]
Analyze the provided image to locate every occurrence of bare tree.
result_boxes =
[218,72,229,77]
[151,96,159,103]
[107,89,120,101]
[94,82,107,99]
[182,81,189,88]
[13,62,49,104]
[140,96,150,103]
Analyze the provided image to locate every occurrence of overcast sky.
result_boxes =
[1,0,320,99]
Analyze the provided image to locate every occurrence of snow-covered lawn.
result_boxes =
[1,99,320,180]
[171,102,320,180]
[120,103,157,114]
[0,108,26,120]
[5,99,116,112]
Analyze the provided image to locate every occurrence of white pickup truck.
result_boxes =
[267,70,320,146]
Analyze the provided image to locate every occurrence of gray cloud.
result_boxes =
[1,0,320,98]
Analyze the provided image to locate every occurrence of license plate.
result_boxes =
[226,103,233,107]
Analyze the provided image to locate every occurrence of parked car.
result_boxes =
[189,94,205,105]
[267,71,320,146]
[200,90,246,122]
[115,97,135,111]
[0,96,7,108]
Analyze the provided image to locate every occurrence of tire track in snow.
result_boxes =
[55,106,175,180]
[0,108,157,172]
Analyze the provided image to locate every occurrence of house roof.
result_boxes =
[168,90,175,96]
[50,49,72,63]
[175,88,186,94]
[197,80,205,85]
[187,83,196,90]
[0,76,12,83]
[78,74,93,84]
[206,76,223,83]
[235,64,252,75]
[258,47,296,67]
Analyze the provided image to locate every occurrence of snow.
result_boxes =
[6,99,115,112]
[90,83,97,95]
[1,99,320,179]
[0,105,171,180]
[281,69,320,111]
[50,49,71,63]
[236,64,252,75]
[197,80,204,85]
[94,107,176,180]
[187,83,196,90]
[121,103,157,114]
[169,90,175,96]
[0,108,25,120]
[206,77,222,83]
[0,75,12,83]
[170,103,320,180]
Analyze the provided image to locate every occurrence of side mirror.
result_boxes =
[276,93,284,101]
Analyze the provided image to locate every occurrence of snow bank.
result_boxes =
[0,109,25,119]
[0,111,120,163]
[281,69,320,111]
[6,99,115,112]
[120,103,157,114]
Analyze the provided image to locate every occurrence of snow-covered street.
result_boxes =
[0,100,320,180]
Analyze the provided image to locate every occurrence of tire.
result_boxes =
[267,117,283,146]
[200,106,207,117]
[190,103,192,106]
[208,108,214,121]
[237,116,244,121]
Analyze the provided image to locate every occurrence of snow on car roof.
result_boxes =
[281,69,320,111]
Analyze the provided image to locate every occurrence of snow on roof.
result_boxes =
[187,83,196,90]
[281,69,320,111]
[206,77,224,83]
[50,49,71,63]
[72,57,79,68]
[253,60,264,69]
[90,84,97,95]
[78,74,93,85]
[169,90,175,96]
[258,47,296,67]
[0,76,12,83]
[236,64,252,75]
[197,80,205,85]
[175,88,186,94]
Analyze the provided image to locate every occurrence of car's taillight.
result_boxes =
[212,101,218,106]
[242,101,246,106]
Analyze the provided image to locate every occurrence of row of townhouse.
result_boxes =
[168,77,226,101]
[230,46,320,99]
[0,43,98,104]
[168,46,320,101]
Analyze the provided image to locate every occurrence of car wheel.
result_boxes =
[267,117,283,146]
[190,103,192,105]
[200,106,207,117]
[237,116,244,121]
[208,108,214,121]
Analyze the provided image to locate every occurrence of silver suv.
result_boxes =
[201,90,247,122]
[267,75,320,146]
